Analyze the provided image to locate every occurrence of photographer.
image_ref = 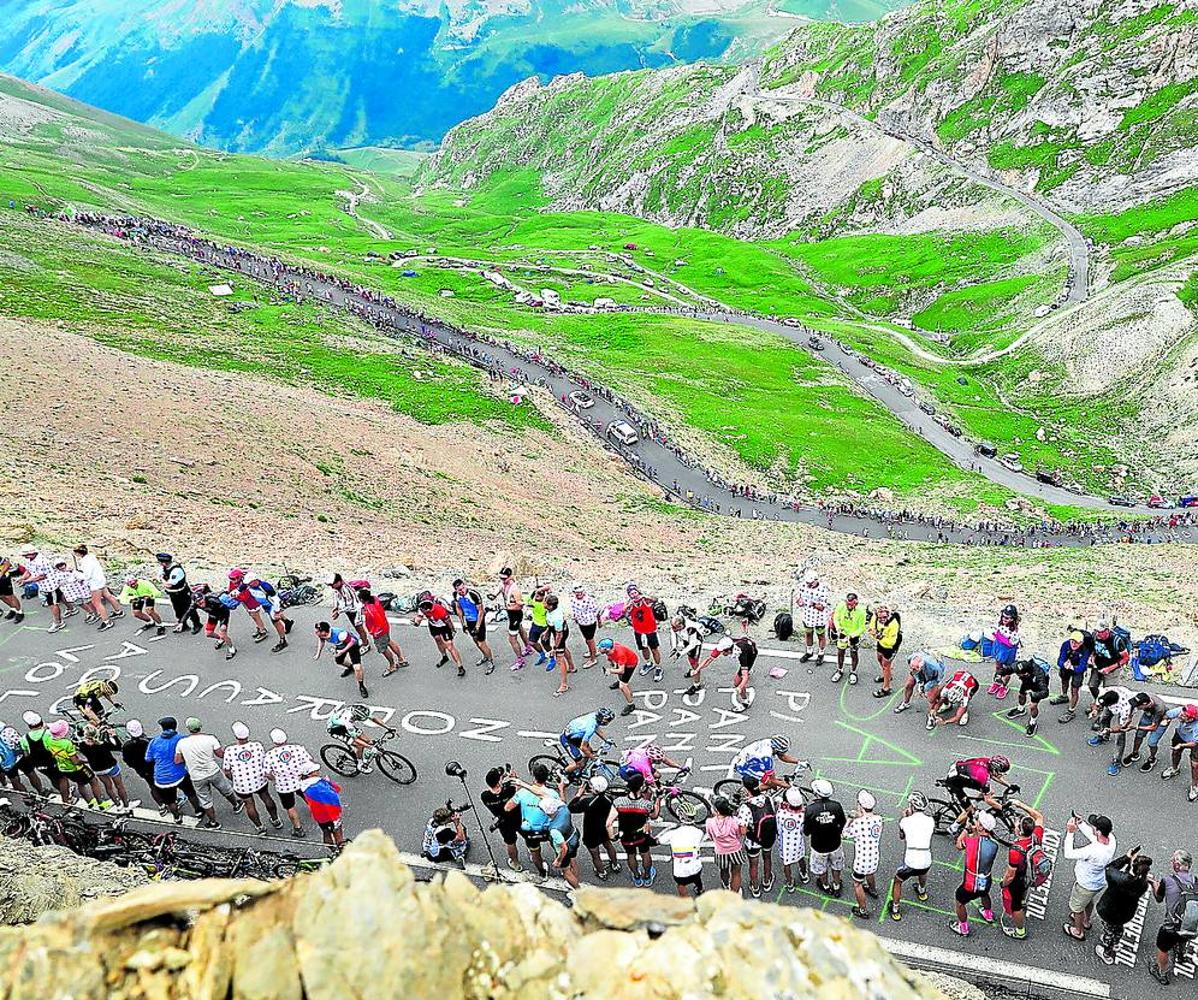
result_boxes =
[422,804,469,865]
[481,766,525,873]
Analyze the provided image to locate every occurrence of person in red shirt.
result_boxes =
[413,593,464,677]
[998,799,1045,940]
[358,589,409,676]
[626,584,662,680]
[227,569,269,643]
[599,638,638,716]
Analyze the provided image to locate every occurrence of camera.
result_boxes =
[445,761,467,779]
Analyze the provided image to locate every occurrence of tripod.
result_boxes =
[445,762,509,883]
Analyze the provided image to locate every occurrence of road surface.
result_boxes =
[2,605,1194,1000]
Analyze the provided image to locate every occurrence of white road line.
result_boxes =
[880,939,1111,998]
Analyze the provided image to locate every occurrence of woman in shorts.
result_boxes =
[705,795,747,893]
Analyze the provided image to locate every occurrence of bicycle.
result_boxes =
[527,738,621,786]
[61,704,129,742]
[320,726,417,785]
[928,780,1021,836]
[648,766,712,824]
[712,761,813,808]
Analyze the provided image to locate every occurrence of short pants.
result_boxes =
[1068,882,1100,914]
[956,884,991,905]
[809,847,845,877]
[837,633,861,651]
[634,631,660,652]
[579,621,598,641]
[506,609,524,635]
[894,864,929,882]
[130,597,154,612]
[1059,667,1085,689]
[528,623,546,646]
[675,870,704,889]
[1002,882,1028,916]
[335,643,362,666]
[464,617,487,642]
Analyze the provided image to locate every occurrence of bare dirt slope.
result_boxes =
[1,318,1194,654]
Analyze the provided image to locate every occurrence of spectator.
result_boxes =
[657,799,707,898]
[481,767,524,873]
[569,583,601,668]
[422,805,468,865]
[0,554,25,623]
[610,771,660,887]
[1087,686,1137,776]
[0,718,40,793]
[845,789,884,919]
[44,719,109,808]
[156,553,200,633]
[1062,814,1117,941]
[1094,847,1152,965]
[119,719,156,806]
[1160,703,1198,801]
[144,716,203,824]
[736,775,777,897]
[890,792,934,921]
[567,774,620,880]
[72,544,123,630]
[706,795,746,894]
[174,717,242,828]
[297,772,345,848]
[222,721,284,835]
[542,795,582,890]
[327,573,370,650]
[119,575,166,636]
[1149,850,1197,984]
[77,724,135,812]
[804,779,847,897]
[17,548,70,633]
[264,727,319,838]
[950,811,999,937]
[998,799,1045,940]
[778,786,808,891]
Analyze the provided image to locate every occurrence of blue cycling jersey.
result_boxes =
[564,713,600,744]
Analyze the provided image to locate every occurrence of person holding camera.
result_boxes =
[1094,846,1152,965]
[1149,849,1197,984]
[422,803,469,865]
[481,766,525,872]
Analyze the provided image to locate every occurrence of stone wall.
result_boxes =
[0,829,947,1000]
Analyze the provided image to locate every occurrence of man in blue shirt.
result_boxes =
[893,651,946,715]
[1051,630,1093,723]
[1160,704,1198,801]
[144,716,202,824]
[452,578,495,674]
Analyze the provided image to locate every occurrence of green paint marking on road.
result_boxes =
[827,720,923,768]
[1029,771,1055,811]
[810,766,912,801]
[957,731,1060,757]
[786,883,854,911]
[987,709,1061,755]
[837,679,895,723]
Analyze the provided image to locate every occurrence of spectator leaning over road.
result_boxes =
[55,558,92,620]
[412,591,464,677]
[1122,692,1169,772]
[867,604,902,698]
[72,544,122,631]
[174,717,242,829]
[1148,849,1198,984]
[831,592,867,685]
[314,621,370,700]
[359,588,409,676]
[889,792,934,921]
[222,721,285,835]
[264,727,320,838]
[706,795,747,894]
[1159,703,1198,801]
[845,790,884,919]
[1052,629,1093,723]
[657,798,707,898]
[1094,847,1152,965]
[736,775,778,897]
[119,575,166,636]
[778,786,808,891]
[950,811,999,938]
[805,779,847,897]
[119,719,156,805]
[1087,686,1137,776]
[893,650,946,716]
[144,716,203,824]
[327,573,370,650]
[998,799,1045,940]
[1062,813,1117,942]
[156,553,200,633]
[569,583,601,668]
[567,774,621,880]
[599,637,638,717]
[794,570,830,666]
[0,555,25,623]
[998,655,1052,737]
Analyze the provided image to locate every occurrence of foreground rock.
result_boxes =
[0,834,149,924]
[0,829,945,999]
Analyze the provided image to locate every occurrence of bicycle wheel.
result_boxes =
[712,778,746,806]
[666,790,712,825]
[320,743,360,777]
[272,857,301,879]
[1,813,30,839]
[928,798,959,835]
[527,754,566,783]
[377,750,417,786]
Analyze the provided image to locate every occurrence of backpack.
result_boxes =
[1019,841,1053,889]
[376,591,397,610]
[1137,634,1172,668]
[1167,875,1198,937]
[748,796,778,850]
[697,615,724,637]
[254,579,276,598]
[774,611,793,642]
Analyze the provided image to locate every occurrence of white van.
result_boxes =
[606,421,640,446]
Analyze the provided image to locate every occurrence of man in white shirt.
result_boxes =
[1063,813,1117,941]
[174,717,242,829]
[889,792,935,920]
[793,570,831,665]
[264,728,320,838]
[72,544,123,631]
[1087,686,1136,775]
[656,799,707,898]
[222,721,284,835]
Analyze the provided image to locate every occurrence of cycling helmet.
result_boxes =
[907,791,928,812]
[645,743,665,763]
[988,754,1011,774]
[1000,603,1017,619]
[942,683,966,706]
[589,775,609,793]
[811,778,833,799]
[770,735,791,754]
[597,638,614,652]
[348,704,371,722]
[596,707,615,725]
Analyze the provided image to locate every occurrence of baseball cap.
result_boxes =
[803,569,818,584]
[857,789,876,811]
[589,775,608,793]
[125,575,138,585]
[270,728,287,745]
[53,557,67,568]
[499,567,513,579]
[126,719,144,738]
[1095,619,1111,631]
[571,582,585,592]
[811,778,833,798]
[156,553,172,563]
[1087,814,1113,836]
[1069,630,1084,643]
[784,787,804,808]
[185,717,202,733]
[231,721,250,739]
[325,574,341,586]
[228,568,245,581]
[977,812,997,832]
[157,716,177,731]
[21,710,42,727]
[48,720,70,738]
[1182,704,1198,720]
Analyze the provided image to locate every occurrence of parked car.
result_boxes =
[1147,495,1166,508]
[1179,496,1198,508]
[1000,454,1023,473]
[606,420,640,446]
[1035,469,1063,486]
[808,335,825,349]
[976,442,998,458]
[782,317,801,328]
[946,424,963,438]
[568,390,595,410]
[918,402,935,415]
[1108,496,1136,507]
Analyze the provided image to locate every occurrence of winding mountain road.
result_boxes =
[755,89,1092,307]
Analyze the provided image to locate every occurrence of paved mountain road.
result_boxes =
[2,609,1193,1000]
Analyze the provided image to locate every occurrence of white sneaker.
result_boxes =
[959,711,970,726]
[357,764,374,774]
[48,622,65,634]
[893,702,911,714]
[925,716,936,731]
[1162,767,1180,780]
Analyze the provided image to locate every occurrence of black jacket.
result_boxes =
[1097,854,1149,925]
